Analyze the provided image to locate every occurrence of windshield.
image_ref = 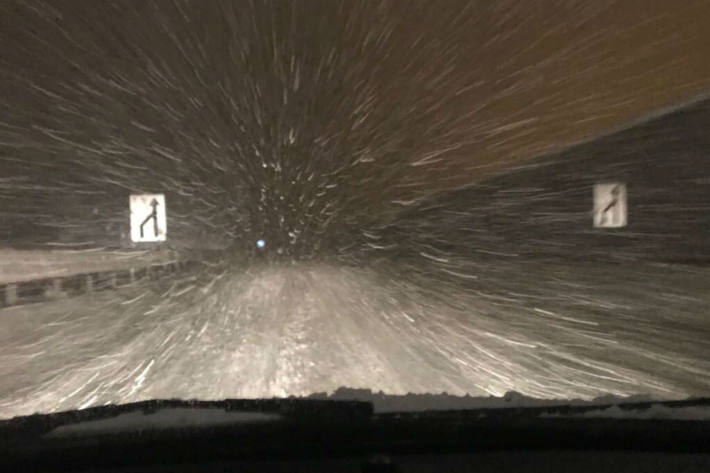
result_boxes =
[1,0,710,421]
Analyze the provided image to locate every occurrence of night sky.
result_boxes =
[2,0,710,254]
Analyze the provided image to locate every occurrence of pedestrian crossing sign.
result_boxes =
[130,194,167,242]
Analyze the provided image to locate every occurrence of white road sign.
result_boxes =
[130,194,167,242]
[593,183,627,228]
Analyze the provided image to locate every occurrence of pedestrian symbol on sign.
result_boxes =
[130,194,167,242]
[593,183,627,228]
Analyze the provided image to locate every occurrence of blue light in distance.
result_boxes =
[256,239,266,249]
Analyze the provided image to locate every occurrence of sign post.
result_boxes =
[593,183,627,228]
[130,194,167,242]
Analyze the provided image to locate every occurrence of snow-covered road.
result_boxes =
[2,258,708,419]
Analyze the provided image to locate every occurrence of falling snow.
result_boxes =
[1,0,710,419]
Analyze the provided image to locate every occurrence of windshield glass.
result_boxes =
[1,0,710,420]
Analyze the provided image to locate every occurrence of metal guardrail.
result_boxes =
[0,261,190,309]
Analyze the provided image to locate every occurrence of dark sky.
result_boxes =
[1,0,710,252]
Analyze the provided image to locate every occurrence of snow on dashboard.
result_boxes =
[45,408,280,437]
